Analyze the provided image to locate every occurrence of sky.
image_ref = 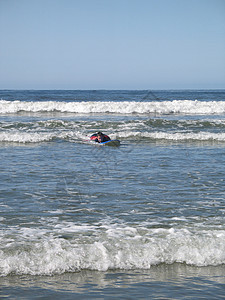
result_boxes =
[0,0,225,90]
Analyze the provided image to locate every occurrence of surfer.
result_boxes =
[90,132,111,143]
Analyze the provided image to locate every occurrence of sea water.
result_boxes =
[0,90,225,299]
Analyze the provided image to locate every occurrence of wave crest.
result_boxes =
[1,100,225,115]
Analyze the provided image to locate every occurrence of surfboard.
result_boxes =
[99,140,120,146]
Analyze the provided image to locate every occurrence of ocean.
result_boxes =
[0,90,225,299]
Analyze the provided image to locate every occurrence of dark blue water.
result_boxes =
[0,90,225,299]
[1,89,225,102]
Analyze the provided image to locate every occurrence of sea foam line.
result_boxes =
[1,100,225,115]
[118,131,225,142]
[0,131,81,143]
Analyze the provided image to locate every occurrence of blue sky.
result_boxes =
[0,0,225,89]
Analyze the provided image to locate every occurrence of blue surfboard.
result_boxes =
[99,140,120,146]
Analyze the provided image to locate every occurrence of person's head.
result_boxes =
[97,132,103,142]
[97,131,103,136]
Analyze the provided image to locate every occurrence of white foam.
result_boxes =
[1,100,225,115]
[0,225,224,276]
[119,131,225,141]
[0,130,82,143]
[0,131,55,143]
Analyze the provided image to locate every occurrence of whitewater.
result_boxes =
[1,99,225,114]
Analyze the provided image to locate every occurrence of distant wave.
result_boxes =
[1,100,225,115]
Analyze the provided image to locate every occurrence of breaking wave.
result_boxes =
[1,100,225,115]
[0,224,224,276]
[1,130,225,144]
[1,118,225,143]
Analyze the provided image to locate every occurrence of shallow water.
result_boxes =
[0,265,225,299]
[0,90,225,298]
